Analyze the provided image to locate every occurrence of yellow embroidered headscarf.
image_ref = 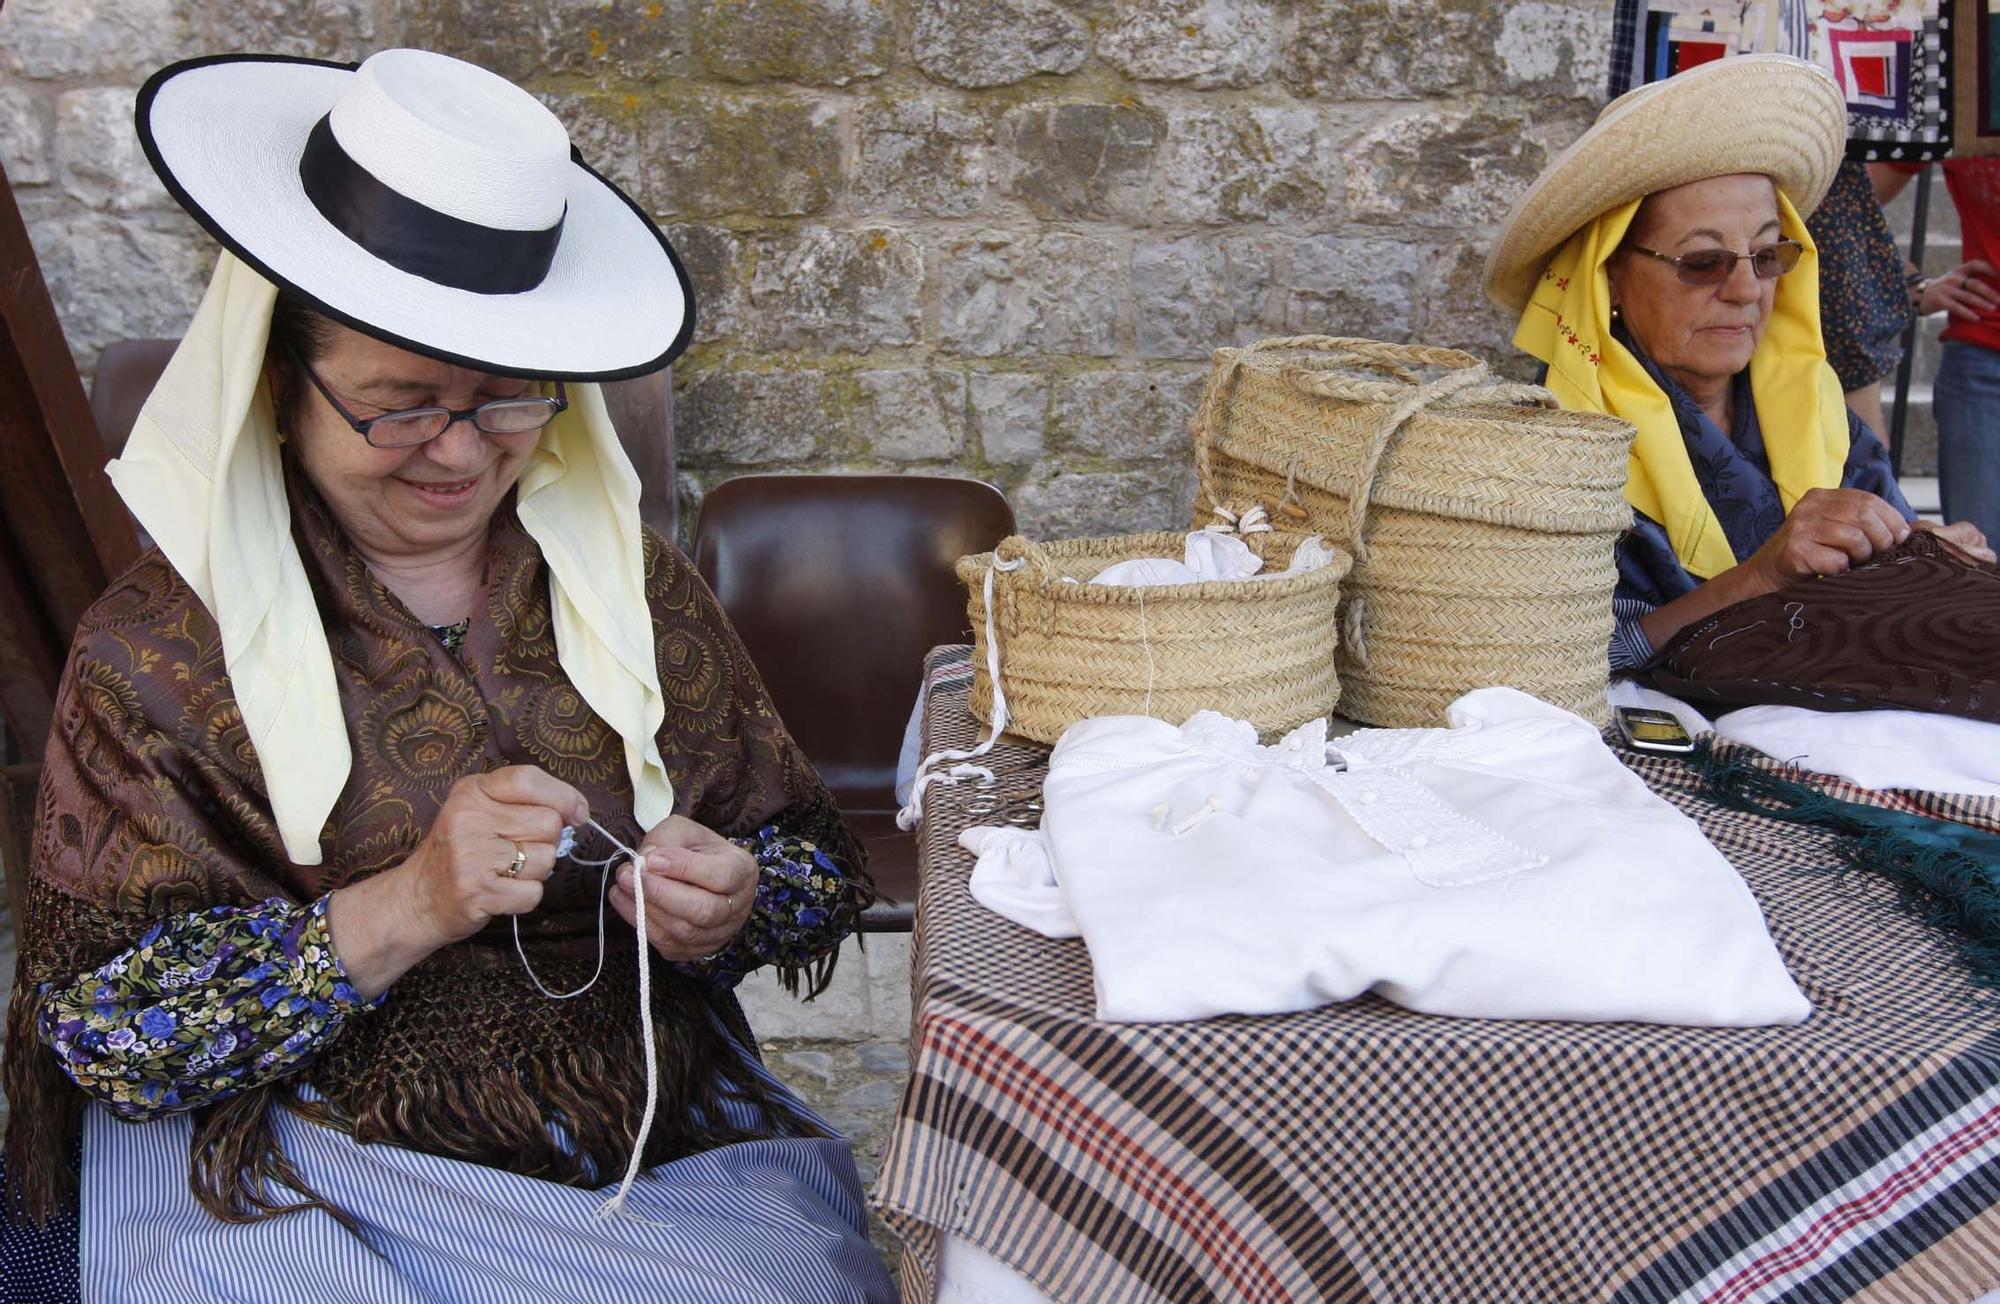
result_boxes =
[106,254,676,864]
[1512,190,1850,579]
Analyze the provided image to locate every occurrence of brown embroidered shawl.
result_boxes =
[4,466,869,1222]
[1639,531,2000,720]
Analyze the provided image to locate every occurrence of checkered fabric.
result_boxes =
[1701,737,2000,837]
[873,647,2000,1303]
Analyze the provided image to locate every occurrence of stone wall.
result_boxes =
[0,0,1614,541]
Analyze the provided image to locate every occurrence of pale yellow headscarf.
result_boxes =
[1512,190,1850,579]
[106,254,676,864]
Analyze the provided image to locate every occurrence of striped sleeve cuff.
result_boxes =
[1609,597,1657,672]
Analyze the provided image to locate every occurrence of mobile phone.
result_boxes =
[1615,706,1697,754]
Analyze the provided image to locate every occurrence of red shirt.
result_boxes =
[1891,159,2000,354]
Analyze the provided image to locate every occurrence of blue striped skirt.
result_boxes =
[79,1066,896,1303]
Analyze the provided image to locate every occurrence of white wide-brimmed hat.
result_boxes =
[137,49,691,379]
[1484,54,1847,316]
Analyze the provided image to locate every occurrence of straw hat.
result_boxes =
[1484,55,1847,315]
[137,49,692,380]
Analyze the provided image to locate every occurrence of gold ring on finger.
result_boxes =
[502,840,527,880]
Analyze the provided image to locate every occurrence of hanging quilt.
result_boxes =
[1608,1,1954,162]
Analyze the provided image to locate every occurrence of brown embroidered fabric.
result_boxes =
[4,461,870,1222]
[1639,531,2000,720]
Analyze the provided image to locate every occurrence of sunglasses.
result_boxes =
[1628,239,1803,287]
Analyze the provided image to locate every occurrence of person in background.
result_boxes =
[1808,161,1916,439]
[1877,161,2000,543]
[1485,55,1993,673]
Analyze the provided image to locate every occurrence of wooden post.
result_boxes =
[0,160,140,749]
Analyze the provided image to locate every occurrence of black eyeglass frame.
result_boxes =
[290,348,569,449]
[1628,239,1804,287]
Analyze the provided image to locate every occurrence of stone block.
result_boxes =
[645,96,843,218]
[1152,106,1333,226]
[1346,107,1546,230]
[748,227,924,351]
[1049,370,1205,461]
[0,0,201,80]
[855,1040,909,1074]
[1283,234,1424,342]
[692,0,895,85]
[1282,0,1499,101]
[1004,103,1161,221]
[675,368,825,465]
[937,233,1121,359]
[665,223,746,343]
[970,372,1048,465]
[1132,236,1275,360]
[1011,463,1196,539]
[1417,240,1536,378]
[202,0,382,60]
[0,83,51,187]
[1095,0,1279,89]
[533,92,652,206]
[403,0,695,83]
[911,0,1089,89]
[55,89,172,213]
[847,369,969,462]
[852,98,997,218]
[736,937,874,1040]
[861,932,912,1035]
[24,205,212,375]
[1495,1,1613,101]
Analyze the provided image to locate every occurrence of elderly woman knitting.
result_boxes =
[1485,55,1993,671]
[2,50,892,1301]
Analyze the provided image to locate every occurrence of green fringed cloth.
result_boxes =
[1688,737,2000,987]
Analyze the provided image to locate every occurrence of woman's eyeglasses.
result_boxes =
[292,351,568,449]
[1629,239,1803,288]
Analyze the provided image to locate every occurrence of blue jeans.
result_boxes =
[1929,340,2000,541]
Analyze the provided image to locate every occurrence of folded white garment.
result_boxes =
[1713,704,2000,799]
[963,687,1809,1028]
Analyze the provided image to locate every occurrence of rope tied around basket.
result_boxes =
[896,550,1027,830]
[1316,360,1508,668]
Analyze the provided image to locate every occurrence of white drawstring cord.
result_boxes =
[896,555,1026,830]
[500,817,661,1221]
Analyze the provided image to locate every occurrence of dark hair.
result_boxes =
[264,292,339,432]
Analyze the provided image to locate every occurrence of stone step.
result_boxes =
[1881,385,1938,476]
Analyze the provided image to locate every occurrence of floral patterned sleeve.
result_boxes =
[35,894,382,1120]
[684,820,862,991]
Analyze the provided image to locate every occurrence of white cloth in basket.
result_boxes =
[1083,530,1337,587]
[963,686,1809,1028]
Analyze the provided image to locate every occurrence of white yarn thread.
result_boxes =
[512,819,626,1001]
[597,835,660,1221]
[503,817,663,1220]
[896,555,1027,830]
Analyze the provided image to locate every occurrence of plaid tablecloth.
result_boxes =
[873,646,2000,1304]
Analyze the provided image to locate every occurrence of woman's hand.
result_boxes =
[609,816,758,964]
[1914,517,1997,564]
[1742,487,1911,592]
[327,766,589,1000]
[1917,261,2000,321]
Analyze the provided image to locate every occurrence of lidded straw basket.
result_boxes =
[958,529,1353,746]
[1191,336,1637,727]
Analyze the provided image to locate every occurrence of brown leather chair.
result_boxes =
[89,339,681,541]
[693,474,1015,932]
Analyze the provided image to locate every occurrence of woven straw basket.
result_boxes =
[958,530,1353,746]
[1191,336,1637,727]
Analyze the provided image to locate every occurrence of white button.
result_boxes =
[1410,834,1430,848]
[1358,790,1378,805]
